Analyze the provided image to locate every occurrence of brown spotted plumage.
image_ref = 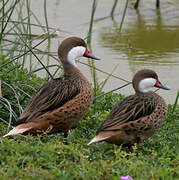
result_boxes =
[3,37,100,137]
[88,69,170,146]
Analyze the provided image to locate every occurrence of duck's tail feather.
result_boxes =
[88,135,110,145]
[3,126,31,137]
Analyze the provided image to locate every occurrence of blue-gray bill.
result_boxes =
[160,84,171,90]
[154,81,171,90]
[83,48,100,60]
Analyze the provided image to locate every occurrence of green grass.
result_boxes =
[0,59,179,180]
[0,104,178,180]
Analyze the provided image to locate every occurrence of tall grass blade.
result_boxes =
[26,0,32,72]
[30,64,59,74]
[0,79,2,97]
[0,33,49,68]
[0,97,15,130]
[0,0,5,48]
[78,61,130,83]
[3,81,23,114]
[87,0,97,44]
[110,0,118,17]
[119,0,129,32]
[87,0,98,113]
[0,117,11,126]
[0,0,19,43]
[0,20,57,31]
[95,82,131,100]
[44,0,51,78]
[11,24,54,79]
[172,90,179,114]
[99,64,119,90]
[0,79,1,97]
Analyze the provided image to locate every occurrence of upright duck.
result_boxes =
[88,69,170,146]
[3,37,100,137]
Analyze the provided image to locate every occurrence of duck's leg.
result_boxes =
[64,131,69,138]
[134,0,140,9]
[156,0,160,9]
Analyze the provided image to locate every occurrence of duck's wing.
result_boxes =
[97,94,156,132]
[15,77,80,125]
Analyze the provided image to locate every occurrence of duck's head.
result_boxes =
[132,69,171,93]
[58,37,100,68]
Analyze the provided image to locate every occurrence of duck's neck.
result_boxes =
[62,61,87,81]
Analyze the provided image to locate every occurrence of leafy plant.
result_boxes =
[0,56,46,126]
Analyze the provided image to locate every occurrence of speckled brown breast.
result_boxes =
[49,84,93,134]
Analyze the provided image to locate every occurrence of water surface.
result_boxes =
[30,0,179,104]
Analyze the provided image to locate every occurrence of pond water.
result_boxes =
[30,0,179,104]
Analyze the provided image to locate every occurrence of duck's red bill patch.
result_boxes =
[83,48,100,60]
[155,80,161,87]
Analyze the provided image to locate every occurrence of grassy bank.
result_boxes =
[0,102,178,180]
[0,59,179,180]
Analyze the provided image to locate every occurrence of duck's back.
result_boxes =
[15,74,93,135]
[96,92,167,145]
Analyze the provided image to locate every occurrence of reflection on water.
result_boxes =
[98,1,179,104]
[100,9,179,64]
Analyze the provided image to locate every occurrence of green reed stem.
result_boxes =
[0,20,57,31]
[30,10,46,33]
[100,64,119,90]
[1,0,5,36]
[95,82,131,100]
[12,24,54,79]
[0,0,17,21]
[0,0,9,14]
[0,0,19,44]
[18,1,27,33]
[0,0,5,53]
[119,0,129,32]
[0,35,47,67]
[78,61,130,83]
[2,37,59,63]
[3,16,28,38]
[87,0,97,44]
[0,79,1,97]
[0,117,12,126]
[110,0,118,17]
[172,90,179,114]
[87,0,98,113]
[26,0,32,72]
[3,81,23,114]
[44,0,51,79]
[0,97,13,131]
[30,64,59,74]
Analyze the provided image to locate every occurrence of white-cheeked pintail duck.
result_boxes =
[88,69,170,146]
[3,37,100,137]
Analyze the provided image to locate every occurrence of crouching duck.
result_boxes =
[3,37,100,137]
[88,69,170,146]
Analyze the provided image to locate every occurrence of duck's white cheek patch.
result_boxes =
[67,46,86,67]
[138,78,156,93]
